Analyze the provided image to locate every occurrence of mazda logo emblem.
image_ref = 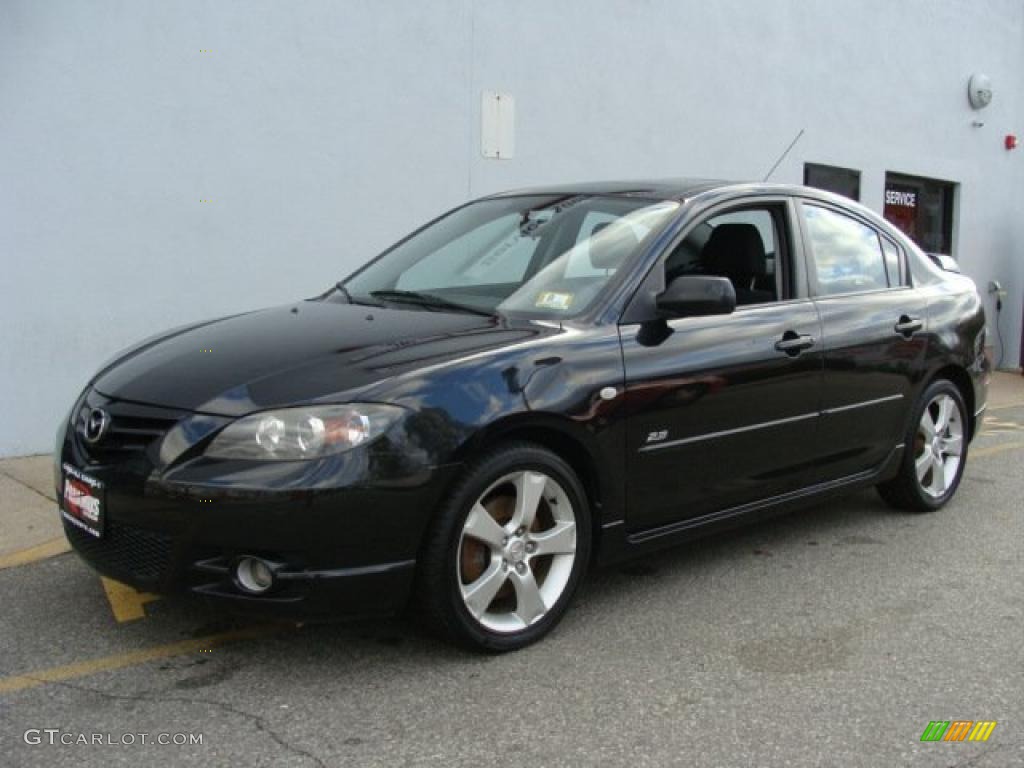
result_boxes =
[83,408,110,444]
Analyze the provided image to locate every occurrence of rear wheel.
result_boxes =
[416,442,591,651]
[877,379,968,512]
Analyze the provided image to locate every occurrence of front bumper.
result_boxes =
[58,390,459,619]
[61,514,422,619]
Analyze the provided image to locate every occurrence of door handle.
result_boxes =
[894,315,923,337]
[774,331,815,356]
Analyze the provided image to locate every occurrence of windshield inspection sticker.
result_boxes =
[535,291,574,310]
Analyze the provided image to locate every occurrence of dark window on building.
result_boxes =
[804,163,861,201]
[883,172,956,256]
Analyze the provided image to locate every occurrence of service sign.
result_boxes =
[885,187,917,208]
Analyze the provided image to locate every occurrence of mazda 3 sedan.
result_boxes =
[58,179,989,650]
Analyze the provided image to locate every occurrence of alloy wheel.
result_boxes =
[914,393,963,499]
[456,470,578,633]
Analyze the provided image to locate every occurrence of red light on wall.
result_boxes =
[1006,135,1018,150]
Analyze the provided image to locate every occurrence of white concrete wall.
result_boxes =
[2,0,1022,456]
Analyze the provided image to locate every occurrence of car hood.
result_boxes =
[92,300,548,416]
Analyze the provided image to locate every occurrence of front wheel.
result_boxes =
[877,379,968,512]
[416,442,591,651]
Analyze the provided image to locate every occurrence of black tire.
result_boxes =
[877,378,969,512]
[415,441,592,652]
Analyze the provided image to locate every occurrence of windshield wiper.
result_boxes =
[369,289,495,317]
[335,282,383,307]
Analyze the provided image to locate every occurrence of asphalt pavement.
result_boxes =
[1,405,1022,767]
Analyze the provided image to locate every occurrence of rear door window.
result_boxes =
[802,204,888,295]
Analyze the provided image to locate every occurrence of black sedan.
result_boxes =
[57,179,989,650]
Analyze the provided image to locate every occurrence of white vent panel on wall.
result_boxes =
[481,91,515,159]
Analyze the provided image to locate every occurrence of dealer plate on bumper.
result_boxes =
[61,462,105,538]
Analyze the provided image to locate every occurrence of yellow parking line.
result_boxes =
[100,577,161,622]
[972,441,1024,458]
[0,538,70,571]
[0,625,279,696]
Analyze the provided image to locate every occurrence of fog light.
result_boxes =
[235,557,274,594]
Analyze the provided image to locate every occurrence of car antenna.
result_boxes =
[762,128,805,182]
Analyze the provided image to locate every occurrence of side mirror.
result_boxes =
[655,275,736,318]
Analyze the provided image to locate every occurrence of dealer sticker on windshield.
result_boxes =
[534,291,574,311]
[61,463,105,538]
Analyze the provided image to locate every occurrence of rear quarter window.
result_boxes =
[880,236,907,286]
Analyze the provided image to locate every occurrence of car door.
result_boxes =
[796,200,928,481]
[619,198,825,532]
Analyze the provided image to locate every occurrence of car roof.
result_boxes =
[481,178,841,202]
[482,178,888,228]
[483,178,729,201]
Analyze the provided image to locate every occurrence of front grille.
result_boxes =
[73,394,183,463]
[64,518,173,584]
[103,413,177,453]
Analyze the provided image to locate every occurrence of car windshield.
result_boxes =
[341,195,680,318]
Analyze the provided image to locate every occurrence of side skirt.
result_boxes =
[595,444,904,566]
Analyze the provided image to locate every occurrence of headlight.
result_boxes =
[205,404,404,461]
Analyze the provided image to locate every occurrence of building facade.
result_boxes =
[1,0,1022,456]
